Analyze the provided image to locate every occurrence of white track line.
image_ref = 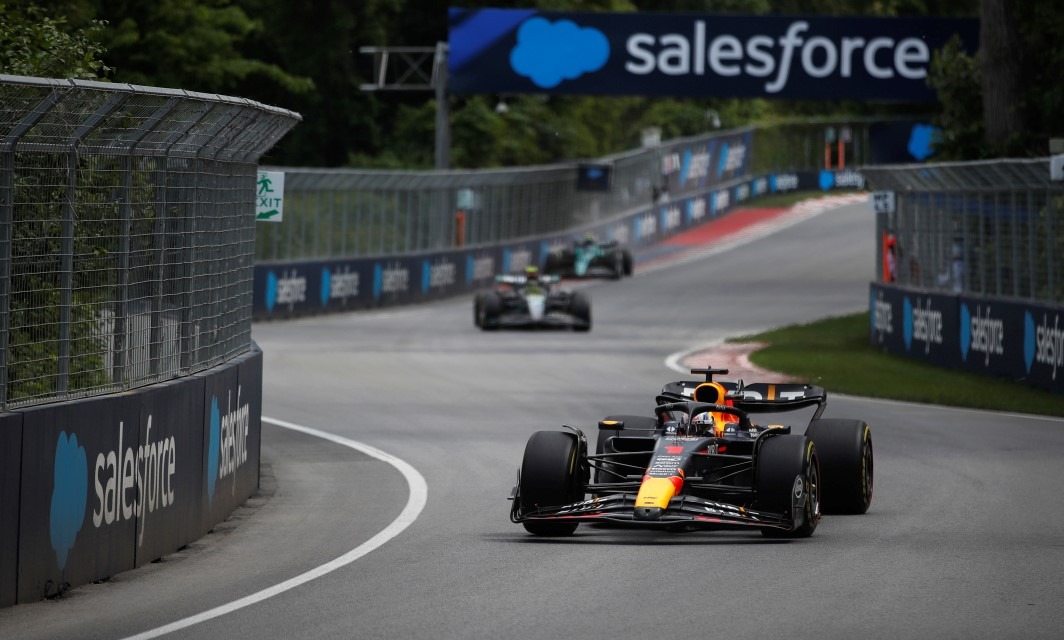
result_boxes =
[122,417,428,640]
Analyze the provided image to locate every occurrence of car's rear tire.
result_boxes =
[473,292,483,327]
[570,291,591,331]
[755,434,819,538]
[479,290,501,330]
[805,419,873,515]
[622,250,634,276]
[544,251,569,276]
[519,431,584,536]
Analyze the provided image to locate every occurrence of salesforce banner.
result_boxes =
[870,284,1064,393]
[11,348,262,603]
[448,8,978,101]
[660,131,752,197]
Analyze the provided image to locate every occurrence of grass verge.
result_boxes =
[731,312,1064,418]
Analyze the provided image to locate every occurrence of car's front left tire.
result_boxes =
[519,431,585,536]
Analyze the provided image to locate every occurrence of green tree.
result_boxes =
[0,2,109,78]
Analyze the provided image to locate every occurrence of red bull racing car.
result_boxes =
[509,367,873,537]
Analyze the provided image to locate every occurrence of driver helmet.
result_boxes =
[691,412,716,436]
[524,265,540,282]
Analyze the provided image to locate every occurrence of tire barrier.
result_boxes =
[870,283,1064,393]
[254,170,858,319]
[1,347,262,606]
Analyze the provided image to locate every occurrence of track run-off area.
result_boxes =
[2,197,1063,639]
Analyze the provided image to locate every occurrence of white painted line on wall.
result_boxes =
[122,417,428,640]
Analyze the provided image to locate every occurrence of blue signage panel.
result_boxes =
[870,283,1064,393]
[449,9,978,101]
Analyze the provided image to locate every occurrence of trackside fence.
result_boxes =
[864,159,1064,393]
[0,75,299,608]
[0,75,300,409]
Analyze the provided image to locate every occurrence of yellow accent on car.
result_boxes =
[635,477,678,509]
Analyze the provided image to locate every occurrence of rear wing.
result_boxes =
[495,273,560,285]
[657,379,827,420]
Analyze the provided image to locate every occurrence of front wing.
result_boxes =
[510,491,793,532]
[492,310,589,329]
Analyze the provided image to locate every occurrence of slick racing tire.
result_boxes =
[755,434,820,538]
[473,292,483,327]
[805,419,873,515]
[610,251,624,280]
[570,291,591,332]
[544,251,567,276]
[519,431,585,536]
[478,291,501,330]
[622,250,634,276]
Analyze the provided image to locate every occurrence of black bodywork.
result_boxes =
[509,367,873,537]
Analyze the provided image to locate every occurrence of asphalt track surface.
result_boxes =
[3,200,1064,639]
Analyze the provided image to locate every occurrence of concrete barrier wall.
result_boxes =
[870,284,1064,393]
[1,347,262,605]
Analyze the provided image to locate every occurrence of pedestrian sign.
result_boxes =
[256,171,285,222]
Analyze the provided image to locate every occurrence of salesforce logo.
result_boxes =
[903,296,943,354]
[1026,310,1064,380]
[264,269,307,312]
[961,303,1004,366]
[819,169,865,190]
[320,268,331,306]
[908,123,939,161]
[207,389,251,507]
[510,18,610,88]
[50,431,88,570]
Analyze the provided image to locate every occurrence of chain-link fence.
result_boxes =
[255,117,895,263]
[0,75,300,409]
[864,159,1063,304]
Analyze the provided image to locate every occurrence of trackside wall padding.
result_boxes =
[1,412,23,607]
[8,347,262,605]
[870,284,1064,393]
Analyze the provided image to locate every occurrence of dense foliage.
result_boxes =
[2,0,1060,166]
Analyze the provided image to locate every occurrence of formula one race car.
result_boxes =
[474,266,591,331]
[509,367,873,537]
[542,235,633,279]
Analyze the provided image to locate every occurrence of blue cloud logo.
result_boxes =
[320,268,331,306]
[265,272,278,312]
[502,248,512,273]
[679,150,692,187]
[818,171,835,191]
[1024,311,1036,373]
[903,297,913,351]
[422,261,432,294]
[632,217,642,239]
[510,18,609,89]
[960,304,971,362]
[717,143,730,177]
[466,255,475,285]
[769,175,778,192]
[373,264,383,299]
[685,200,694,224]
[50,431,87,570]
[207,395,220,505]
[908,124,939,161]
